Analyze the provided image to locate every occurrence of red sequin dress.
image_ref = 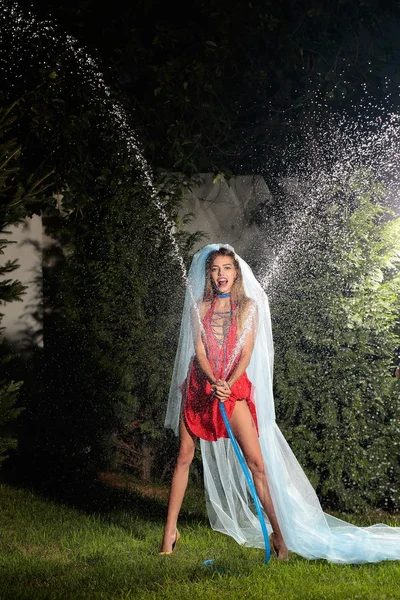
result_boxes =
[183,298,258,441]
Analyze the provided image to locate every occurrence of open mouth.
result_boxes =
[217,278,228,287]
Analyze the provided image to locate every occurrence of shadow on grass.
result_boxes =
[81,472,209,527]
[1,470,208,530]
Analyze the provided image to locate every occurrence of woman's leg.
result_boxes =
[229,400,288,559]
[160,418,197,552]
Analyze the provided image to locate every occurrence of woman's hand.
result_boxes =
[212,379,231,402]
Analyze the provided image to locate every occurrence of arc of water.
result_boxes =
[4,3,268,564]
[2,2,206,337]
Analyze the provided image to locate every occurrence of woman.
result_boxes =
[163,244,400,563]
[161,245,288,558]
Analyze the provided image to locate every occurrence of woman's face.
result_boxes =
[210,254,237,294]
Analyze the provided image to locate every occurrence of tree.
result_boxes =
[0,100,53,467]
[271,174,400,510]
[0,5,202,492]
[3,0,399,496]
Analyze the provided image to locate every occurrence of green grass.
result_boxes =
[0,474,400,599]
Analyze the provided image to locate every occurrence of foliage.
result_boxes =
[0,104,27,318]
[28,166,201,491]
[2,1,400,498]
[0,380,23,465]
[0,17,202,491]
[0,101,43,469]
[271,176,400,511]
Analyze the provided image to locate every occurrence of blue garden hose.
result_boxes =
[218,401,270,564]
[203,402,271,572]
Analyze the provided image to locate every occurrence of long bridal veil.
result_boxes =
[164,244,400,563]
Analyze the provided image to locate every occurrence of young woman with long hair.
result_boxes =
[161,244,400,564]
[160,245,287,557]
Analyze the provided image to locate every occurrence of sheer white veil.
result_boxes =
[165,244,400,563]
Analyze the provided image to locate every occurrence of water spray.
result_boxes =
[1,0,207,335]
[2,1,269,568]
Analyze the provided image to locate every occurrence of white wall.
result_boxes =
[1,174,271,342]
[181,173,271,262]
[1,215,43,346]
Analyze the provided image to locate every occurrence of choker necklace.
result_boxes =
[217,292,231,298]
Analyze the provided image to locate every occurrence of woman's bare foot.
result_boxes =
[270,532,289,561]
[159,529,180,555]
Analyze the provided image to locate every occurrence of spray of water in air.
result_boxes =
[260,94,400,293]
[0,0,207,330]
[2,0,400,363]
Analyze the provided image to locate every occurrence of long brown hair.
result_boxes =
[204,247,250,329]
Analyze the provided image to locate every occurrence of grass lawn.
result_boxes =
[0,473,400,599]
